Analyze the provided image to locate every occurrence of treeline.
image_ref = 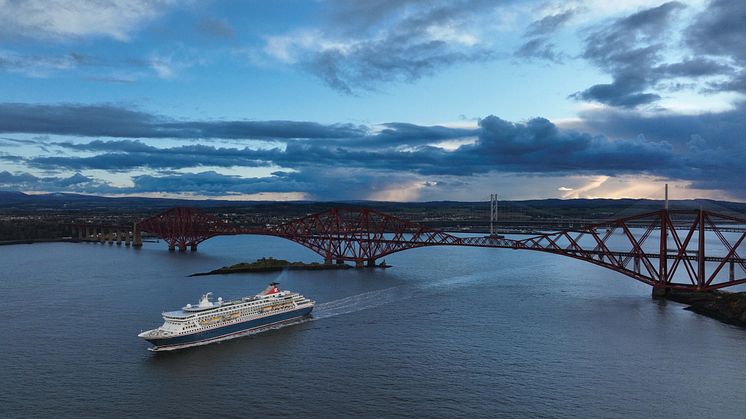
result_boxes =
[0,220,70,241]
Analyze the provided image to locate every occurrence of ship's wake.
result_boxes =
[151,271,497,351]
[312,286,409,320]
[311,270,496,321]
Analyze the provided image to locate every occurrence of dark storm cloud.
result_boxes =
[31,142,278,171]
[0,103,368,139]
[577,102,746,148]
[362,123,478,147]
[28,115,673,179]
[123,169,412,199]
[0,170,98,190]
[3,100,745,198]
[575,102,746,194]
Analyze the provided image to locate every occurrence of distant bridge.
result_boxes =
[120,206,746,294]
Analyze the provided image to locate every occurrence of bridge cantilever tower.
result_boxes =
[136,206,746,294]
[136,207,239,251]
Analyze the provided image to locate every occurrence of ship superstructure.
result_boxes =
[138,283,314,351]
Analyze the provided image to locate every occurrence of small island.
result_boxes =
[666,290,746,328]
[190,257,359,276]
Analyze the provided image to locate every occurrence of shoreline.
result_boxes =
[189,257,384,277]
[666,290,746,328]
[0,238,71,246]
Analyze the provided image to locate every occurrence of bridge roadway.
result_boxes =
[292,234,746,265]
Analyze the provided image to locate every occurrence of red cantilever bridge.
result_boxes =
[137,207,746,294]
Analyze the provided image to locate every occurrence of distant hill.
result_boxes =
[1,190,745,216]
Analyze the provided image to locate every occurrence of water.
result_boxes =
[1,236,745,417]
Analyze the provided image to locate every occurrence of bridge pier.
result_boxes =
[115,230,122,245]
[191,244,198,252]
[132,223,142,248]
[99,228,105,244]
[336,259,345,265]
[652,285,668,299]
[367,259,377,267]
[178,244,188,252]
[324,258,333,265]
[124,231,131,246]
[168,244,176,251]
[355,259,364,268]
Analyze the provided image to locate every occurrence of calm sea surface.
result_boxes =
[1,235,745,418]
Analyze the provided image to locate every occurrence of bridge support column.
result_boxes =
[124,231,131,246]
[78,226,84,241]
[191,244,198,252]
[367,259,376,267]
[634,256,640,274]
[115,231,122,245]
[106,230,113,245]
[85,226,91,242]
[324,258,333,265]
[132,223,142,248]
[168,244,176,251]
[355,259,364,268]
[178,244,187,252]
[652,285,668,299]
[336,259,345,265]
[99,228,105,244]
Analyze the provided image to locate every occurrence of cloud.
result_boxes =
[573,2,687,108]
[0,103,369,139]
[515,38,565,63]
[197,17,235,39]
[3,101,746,199]
[574,101,746,194]
[0,0,175,41]
[684,0,746,93]
[23,113,674,180]
[525,9,575,36]
[572,0,746,109]
[0,170,100,190]
[262,0,503,93]
[685,0,746,65]
[0,50,81,77]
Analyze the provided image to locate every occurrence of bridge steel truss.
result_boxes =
[137,207,746,292]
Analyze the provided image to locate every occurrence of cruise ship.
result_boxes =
[138,283,314,351]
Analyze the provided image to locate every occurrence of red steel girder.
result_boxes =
[136,207,746,291]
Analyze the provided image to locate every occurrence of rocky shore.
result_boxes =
[190,257,354,276]
[666,290,746,327]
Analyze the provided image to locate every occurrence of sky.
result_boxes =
[0,0,745,202]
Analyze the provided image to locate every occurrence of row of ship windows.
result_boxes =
[174,302,299,326]
[176,309,299,333]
